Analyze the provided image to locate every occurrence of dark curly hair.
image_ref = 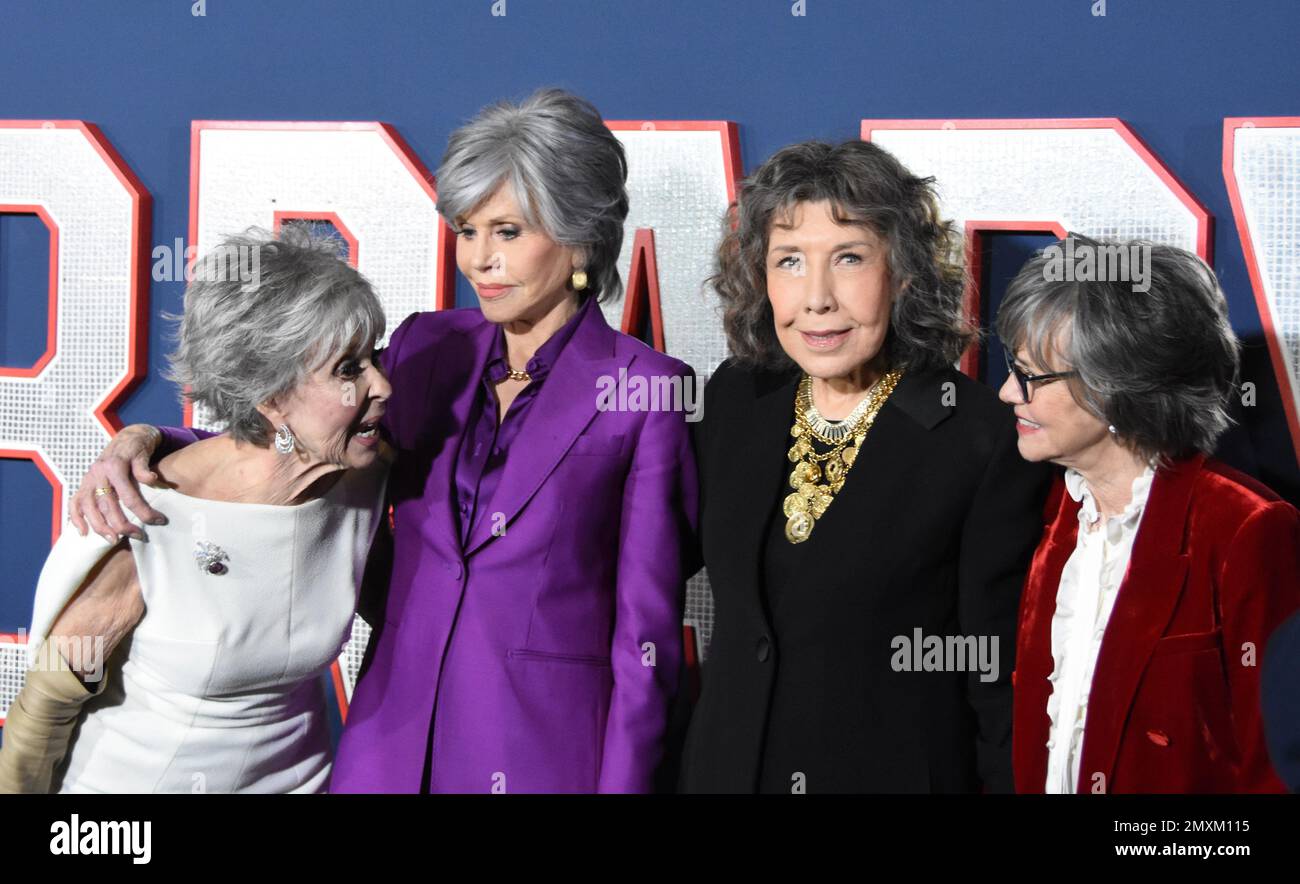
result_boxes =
[711,139,973,372]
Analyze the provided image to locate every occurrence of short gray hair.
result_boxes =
[166,224,386,446]
[712,139,974,372]
[434,87,629,303]
[996,233,1240,463]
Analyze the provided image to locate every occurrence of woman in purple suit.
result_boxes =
[68,89,699,793]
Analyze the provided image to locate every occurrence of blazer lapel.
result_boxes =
[1013,478,1077,793]
[1076,454,1203,792]
[462,303,624,557]
[723,367,801,603]
[825,368,955,541]
[394,316,496,565]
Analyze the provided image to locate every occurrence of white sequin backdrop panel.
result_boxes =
[864,119,1210,374]
[0,632,26,724]
[189,121,451,430]
[0,121,149,543]
[606,122,740,380]
[863,119,1208,256]
[606,122,742,662]
[1225,118,1300,467]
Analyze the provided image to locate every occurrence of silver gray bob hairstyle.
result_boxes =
[166,223,386,446]
[434,87,630,303]
[996,233,1240,463]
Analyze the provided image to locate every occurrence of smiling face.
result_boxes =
[766,200,894,384]
[260,340,391,469]
[454,182,584,327]
[997,333,1110,469]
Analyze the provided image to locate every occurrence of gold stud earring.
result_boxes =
[571,270,588,291]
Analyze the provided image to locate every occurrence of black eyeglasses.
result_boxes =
[1003,348,1078,403]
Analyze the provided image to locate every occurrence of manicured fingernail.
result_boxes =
[151,516,167,525]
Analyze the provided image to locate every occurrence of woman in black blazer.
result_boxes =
[679,140,1051,793]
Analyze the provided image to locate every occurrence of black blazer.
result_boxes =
[678,359,1052,793]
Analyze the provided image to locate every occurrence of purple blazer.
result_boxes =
[329,302,698,793]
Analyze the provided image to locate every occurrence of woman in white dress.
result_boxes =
[0,225,391,793]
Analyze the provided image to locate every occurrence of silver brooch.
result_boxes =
[194,541,229,575]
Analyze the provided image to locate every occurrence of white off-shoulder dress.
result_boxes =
[25,461,388,794]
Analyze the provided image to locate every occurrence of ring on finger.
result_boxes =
[94,486,116,498]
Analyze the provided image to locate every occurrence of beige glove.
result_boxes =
[0,649,107,794]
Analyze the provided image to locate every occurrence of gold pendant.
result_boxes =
[842,444,857,467]
[825,458,843,484]
[785,510,813,543]
[781,368,904,544]
[789,463,818,488]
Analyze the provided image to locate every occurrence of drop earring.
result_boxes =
[275,424,297,454]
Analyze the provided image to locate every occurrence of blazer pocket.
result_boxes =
[507,648,611,668]
[1150,629,1222,658]
[569,433,625,456]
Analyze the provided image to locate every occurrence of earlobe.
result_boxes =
[255,399,285,429]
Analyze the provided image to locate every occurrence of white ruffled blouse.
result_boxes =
[1044,464,1156,794]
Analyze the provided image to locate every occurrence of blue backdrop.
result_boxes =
[1,0,1298,633]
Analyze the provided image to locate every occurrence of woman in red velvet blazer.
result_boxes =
[995,234,1300,794]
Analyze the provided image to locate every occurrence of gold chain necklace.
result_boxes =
[783,369,903,544]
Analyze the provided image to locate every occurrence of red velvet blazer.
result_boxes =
[1012,453,1300,793]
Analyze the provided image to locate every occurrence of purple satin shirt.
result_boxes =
[454,297,589,548]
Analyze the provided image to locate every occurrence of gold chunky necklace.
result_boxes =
[783,369,903,544]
